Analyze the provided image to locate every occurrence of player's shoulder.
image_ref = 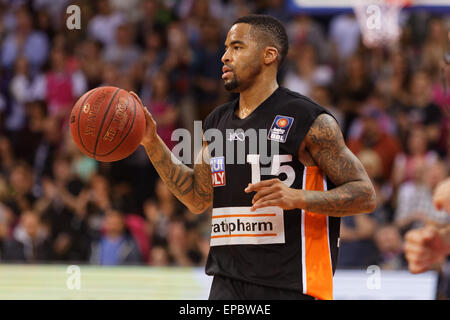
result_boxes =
[203,98,237,129]
[274,87,331,121]
[277,87,324,110]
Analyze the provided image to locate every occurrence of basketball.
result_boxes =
[69,86,146,162]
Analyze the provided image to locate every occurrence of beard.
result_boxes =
[224,73,240,91]
[223,61,262,92]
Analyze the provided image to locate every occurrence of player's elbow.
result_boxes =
[188,203,211,215]
[362,182,377,213]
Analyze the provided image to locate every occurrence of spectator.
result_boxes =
[167,218,193,266]
[310,86,344,129]
[374,224,407,270]
[77,39,105,89]
[338,213,379,268]
[1,6,49,74]
[31,47,87,124]
[35,154,90,262]
[87,0,125,47]
[144,179,183,248]
[103,23,142,72]
[287,15,329,63]
[4,161,36,219]
[397,70,443,151]
[90,209,142,265]
[7,56,32,132]
[283,44,333,97]
[192,18,224,120]
[2,210,51,262]
[337,54,373,136]
[329,13,361,60]
[395,161,449,232]
[78,174,112,233]
[392,126,439,187]
[347,107,402,180]
[148,72,179,150]
[0,135,15,176]
[150,245,170,266]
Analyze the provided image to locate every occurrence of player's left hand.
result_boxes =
[245,178,303,211]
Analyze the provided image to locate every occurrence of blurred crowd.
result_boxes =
[0,0,449,274]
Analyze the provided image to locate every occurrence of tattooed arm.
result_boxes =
[132,93,212,214]
[300,113,376,216]
[247,113,376,217]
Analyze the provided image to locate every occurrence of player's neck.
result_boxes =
[238,77,279,117]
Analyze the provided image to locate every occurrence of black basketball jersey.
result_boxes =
[202,87,341,300]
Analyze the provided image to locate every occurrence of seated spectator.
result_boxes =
[310,85,344,130]
[283,44,333,97]
[78,174,113,233]
[148,72,179,150]
[150,245,170,266]
[0,200,12,258]
[1,6,49,75]
[373,224,407,270]
[395,160,449,232]
[103,23,142,72]
[90,209,142,265]
[7,56,32,133]
[347,107,402,180]
[358,149,393,223]
[167,218,194,266]
[347,92,397,142]
[77,39,105,89]
[30,47,87,124]
[329,14,361,60]
[35,155,90,262]
[0,136,16,177]
[395,70,443,151]
[87,0,125,47]
[338,214,379,268]
[2,210,50,262]
[3,161,37,219]
[392,126,439,187]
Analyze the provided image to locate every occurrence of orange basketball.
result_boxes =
[69,86,146,162]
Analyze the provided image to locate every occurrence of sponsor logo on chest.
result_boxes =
[267,115,294,143]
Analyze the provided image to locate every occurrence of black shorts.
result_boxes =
[208,275,315,300]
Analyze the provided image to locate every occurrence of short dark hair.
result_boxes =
[232,14,289,68]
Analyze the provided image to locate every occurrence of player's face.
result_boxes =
[221,23,263,92]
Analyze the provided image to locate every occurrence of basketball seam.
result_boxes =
[96,96,137,158]
[76,89,97,155]
[93,88,121,160]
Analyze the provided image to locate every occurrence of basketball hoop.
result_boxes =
[353,0,412,48]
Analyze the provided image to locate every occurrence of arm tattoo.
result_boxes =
[144,136,212,213]
[303,113,376,216]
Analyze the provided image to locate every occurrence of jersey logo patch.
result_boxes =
[268,115,294,143]
[210,156,226,187]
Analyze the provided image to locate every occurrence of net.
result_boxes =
[353,0,412,48]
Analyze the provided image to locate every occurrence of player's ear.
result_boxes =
[263,46,279,66]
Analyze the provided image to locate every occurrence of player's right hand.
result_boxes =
[129,91,158,147]
[404,225,446,274]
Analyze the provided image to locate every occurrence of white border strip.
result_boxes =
[301,167,307,295]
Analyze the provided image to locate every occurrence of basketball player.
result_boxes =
[405,177,450,274]
[133,15,376,300]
